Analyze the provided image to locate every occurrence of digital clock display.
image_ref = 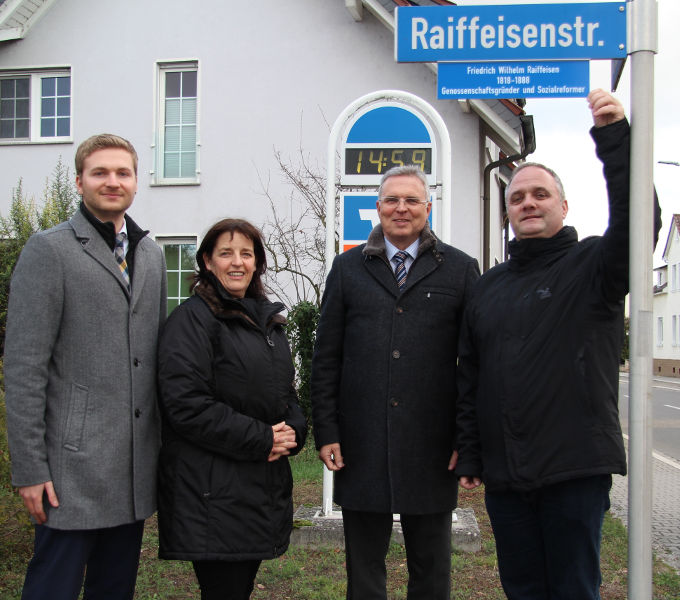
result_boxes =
[345,148,432,175]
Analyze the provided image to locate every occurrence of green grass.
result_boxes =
[290,442,323,482]
[1,393,679,599]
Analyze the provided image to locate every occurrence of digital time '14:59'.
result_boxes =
[345,148,432,175]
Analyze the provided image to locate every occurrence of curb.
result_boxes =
[290,506,481,553]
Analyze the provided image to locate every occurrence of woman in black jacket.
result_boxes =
[157,218,307,600]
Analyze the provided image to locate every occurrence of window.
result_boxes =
[0,77,28,138]
[0,70,71,142]
[657,317,664,347]
[154,61,199,184]
[157,237,197,314]
[673,315,678,347]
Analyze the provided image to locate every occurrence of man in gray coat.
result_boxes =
[4,133,167,600]
[311,165,479,599]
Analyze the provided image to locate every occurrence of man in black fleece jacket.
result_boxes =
[456,89,661,600]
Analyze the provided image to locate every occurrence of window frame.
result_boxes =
[0,68,72,144]
[152,60,200,186]
[156,235,198,315]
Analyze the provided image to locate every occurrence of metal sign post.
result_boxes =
[628,2,657,597]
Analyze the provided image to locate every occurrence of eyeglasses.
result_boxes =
[380,196,429,208]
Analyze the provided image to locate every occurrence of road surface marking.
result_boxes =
[622,434,680,471]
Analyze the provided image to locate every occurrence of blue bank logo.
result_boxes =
[340,193,434,252]
[342,195,379,250]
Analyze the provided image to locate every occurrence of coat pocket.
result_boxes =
[422,287,460,302]
[63,383,89,452]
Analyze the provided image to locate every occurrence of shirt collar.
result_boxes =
[384,237,420,262]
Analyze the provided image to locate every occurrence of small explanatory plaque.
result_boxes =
[438,60,590,99]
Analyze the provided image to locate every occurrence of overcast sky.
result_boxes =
[455,0,678,266]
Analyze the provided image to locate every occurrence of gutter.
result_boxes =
[482,114,536,271]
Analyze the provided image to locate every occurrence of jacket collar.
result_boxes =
[194,274,285,330]
[68,210,141,299]
[79,201,148,250]
[508,226,578,270]
[363,222,438,259]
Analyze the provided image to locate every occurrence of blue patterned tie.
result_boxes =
[114,232,130,290]
[394,250,408,291]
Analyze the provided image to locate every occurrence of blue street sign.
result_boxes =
[396,3,626,62]
[438,60,590,99]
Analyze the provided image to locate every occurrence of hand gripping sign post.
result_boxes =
[321,90,452,517]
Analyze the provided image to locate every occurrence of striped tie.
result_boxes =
[114,232,130,290]
[394,250,408,291]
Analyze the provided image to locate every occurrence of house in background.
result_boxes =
[653,214,680,377]
[0,0,528,312]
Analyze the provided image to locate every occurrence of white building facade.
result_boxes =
[0,0,525,312]
[653,214,680,377]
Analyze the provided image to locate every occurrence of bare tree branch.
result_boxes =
[257,144,339,308]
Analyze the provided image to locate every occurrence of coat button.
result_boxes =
[392,350,400,359]
[390,398,399,407]
[133,358,140,367]
[396,307,404,314]
[134,408,141,418]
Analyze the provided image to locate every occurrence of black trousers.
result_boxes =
[192,559,262,600]
[21,520,144,600]
[342,508,452,600]
[485,475,612,600]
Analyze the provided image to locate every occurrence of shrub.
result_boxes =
[286,301,320,421]
[0,158,78,356]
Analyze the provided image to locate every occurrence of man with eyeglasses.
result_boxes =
[311,165,480,599]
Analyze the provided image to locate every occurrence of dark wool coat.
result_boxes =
[311,225,480,514]
[456,119,662,492]
[157,278,307,561]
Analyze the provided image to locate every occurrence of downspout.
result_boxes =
[482,114,536,271]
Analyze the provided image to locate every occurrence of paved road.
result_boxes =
[619,373,680,460]
[611,374,680,572]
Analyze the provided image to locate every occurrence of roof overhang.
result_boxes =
[0,0,57,42]
[661,214,680,262]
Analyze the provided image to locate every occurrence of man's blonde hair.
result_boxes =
[75,134,138,176]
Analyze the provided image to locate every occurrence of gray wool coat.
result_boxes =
[4,209,167,530]
[311,224,480,514]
